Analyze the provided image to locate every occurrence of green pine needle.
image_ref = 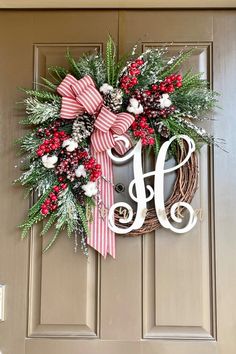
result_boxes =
[77,204,89,236]
[66,49,81,78]
[48,66,69,82]
[20,88,61,103]
[41,212,58,236]
[106,36,117,86]
[40,77,58,91]
[43,228,61,253]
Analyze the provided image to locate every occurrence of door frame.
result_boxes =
[0,0,235,9]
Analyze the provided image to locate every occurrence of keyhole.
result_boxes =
[115,183,125,193]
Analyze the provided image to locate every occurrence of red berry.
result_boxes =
[44,198,51,205]
[176,74,182,81]
[131,77,138,85]
[167,85,174,93]
[165,77,171,84]
[131,62,137,68]
[41,208,49,215]
[160,84,165,91]
[176,82,182,88]
[151,84,158,91]
[51,204,57,211]
[139,121,146,128]
[51,195,57,201]
[53,186,60,193]
[142,138,148,145]
[149,138,155,145]
[60,183,67,190]
[37,150,44,157]
[136,59,144,66]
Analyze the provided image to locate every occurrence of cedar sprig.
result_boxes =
[20,88,61,103]
[41,212,58,236]
[66,49,81,78]
[106,35,117,86]
[48,66,69,82]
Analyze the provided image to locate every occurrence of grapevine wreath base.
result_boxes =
[114,146,198,236]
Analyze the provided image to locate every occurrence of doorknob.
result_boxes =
[0,284,6,321]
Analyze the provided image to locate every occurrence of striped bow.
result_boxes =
[57,74,134,258]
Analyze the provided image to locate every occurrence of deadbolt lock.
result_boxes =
[115,183,125,193]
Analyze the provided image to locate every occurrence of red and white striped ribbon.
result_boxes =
[57,74,134,258]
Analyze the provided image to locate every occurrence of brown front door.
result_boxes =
[0,9,235,354]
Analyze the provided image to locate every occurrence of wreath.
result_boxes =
[16,37,218,257]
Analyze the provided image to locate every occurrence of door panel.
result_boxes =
[0,9,235,354]
[29,44,101,338]
[141,44,214,341]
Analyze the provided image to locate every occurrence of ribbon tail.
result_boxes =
[88,147,116,258]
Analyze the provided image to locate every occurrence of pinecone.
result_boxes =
[103,88,123,113]
[156,122,170,138]
[72,114,95,143]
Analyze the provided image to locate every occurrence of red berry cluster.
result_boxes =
[56,149,101,182]
[36,130,68,157]
[157,74,182,93]
[120,58,144,94]
[84,157,102,182]
[40,183,67,216]
[56,149,88,181]
[131,116,155,146]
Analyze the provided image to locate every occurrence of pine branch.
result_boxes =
[40,77,58,91]
[77,204,89,236]
[41,212,58,236]
[28,190,51,217]
[21,97,60,125]
[106,36,117,86]
[16,132,41,154]
[19,212,44,239]
[163,116,214,147]
[48,66,69,82]
[43,228,61,253]
[154,133,161,156]
[172,88,218,118]
[55,187,79,237]
[66,49,81,78]
[20,88,61,103]
[158,48,194,80]
[75,53,106,87]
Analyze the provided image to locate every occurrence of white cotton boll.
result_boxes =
[62,138,78,152]
[99,83,114,94]
[41,154,58,169]
[82,181,98,197]
[159,94,172,109]
[127,98,144,115]
[75,165,87,178]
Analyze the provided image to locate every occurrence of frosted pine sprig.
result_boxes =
[23,97,60,124]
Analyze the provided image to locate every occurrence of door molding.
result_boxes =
[0,0,236,8]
